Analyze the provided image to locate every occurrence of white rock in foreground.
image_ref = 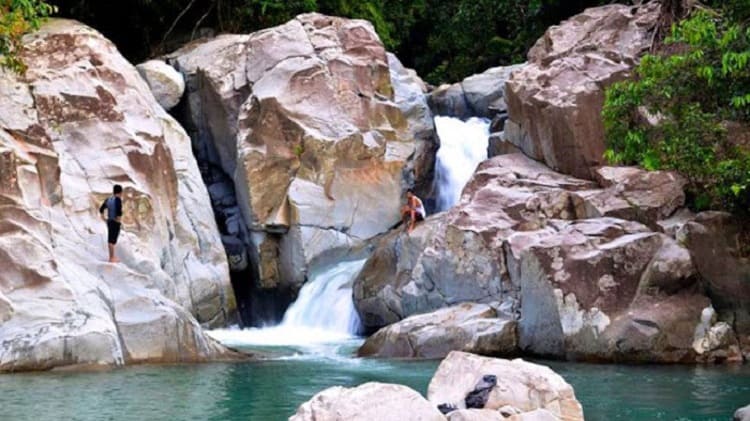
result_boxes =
[289,382,445,421]
[428,352,583,420]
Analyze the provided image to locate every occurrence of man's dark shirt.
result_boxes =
[99,196,123,222]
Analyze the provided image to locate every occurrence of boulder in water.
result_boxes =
[504,3,660,179]
[0,19,235,371]
[289,382,446,421]
[736,404,750,421]
[358,303,517,359]
[427,351,584,420]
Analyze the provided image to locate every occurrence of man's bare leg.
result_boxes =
[108,243,119,263]
[408,209,416,233]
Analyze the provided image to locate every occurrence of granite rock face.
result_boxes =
[0,19,235,371]
[358,303,517,359]
[169,14,431,301]
[355,154,739,363]
[504,3,660,179]
[429,64,525,121]
[680,212,750,360]
[135,59,185,110]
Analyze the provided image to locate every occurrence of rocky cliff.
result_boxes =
[354,3,748,364]
[165,14,434,324]
[0,19,236,371]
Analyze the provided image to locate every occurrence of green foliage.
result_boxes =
[409,0,607,84]
[0,0,56,72]
[603,11,750,213]
[49,0,605,84]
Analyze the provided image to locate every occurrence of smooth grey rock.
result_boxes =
[358,303,517,358]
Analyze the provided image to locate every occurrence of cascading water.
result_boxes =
[433,116,490,211]
[208,259,367,347]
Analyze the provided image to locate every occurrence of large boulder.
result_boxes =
[353,153,595,331]
[504,3,660,179]
[427,352,584,420]
[388,53,437,199]
[169,14,427,295]
[429,64,525,121]
[510,218,712,362]
[358,303,517,359]
[289,382,446,421]
[355,153,738,363]
[572,167,686,229]
[135,59,185,110]
[680,212,750,359]
[0,19,235,371]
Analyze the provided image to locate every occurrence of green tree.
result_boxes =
[0,0,56,71]
[603,10,750,212]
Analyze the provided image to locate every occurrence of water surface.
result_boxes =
[1,341,747,421]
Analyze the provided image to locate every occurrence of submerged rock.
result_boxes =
[0,19,235,371]
[428,352,584,420]
[505,3,660,179]
[169,14,431,294]
[289,382,446,421]
[358,303,517,359]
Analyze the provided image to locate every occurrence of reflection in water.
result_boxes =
[0,347,748,421]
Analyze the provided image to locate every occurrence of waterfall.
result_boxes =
[433,116,490,211]
[208,259,367,347]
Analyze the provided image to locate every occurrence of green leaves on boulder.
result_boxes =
[603,10,750,213]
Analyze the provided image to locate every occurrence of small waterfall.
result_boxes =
[208,259,367,347]
[433,116,490,211]
[279,259,364,333]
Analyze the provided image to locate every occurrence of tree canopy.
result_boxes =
[35,0,604,84]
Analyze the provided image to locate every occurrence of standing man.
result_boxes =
[400,189,426,234]
[99,184,123,263]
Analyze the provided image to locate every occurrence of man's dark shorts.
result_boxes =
[415,213,424,222]
[107,220,121,244]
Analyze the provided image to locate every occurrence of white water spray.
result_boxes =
[208,259,367,347]
[433,116,490,211]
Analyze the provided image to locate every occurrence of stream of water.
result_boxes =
[433,116,490,211]
[1,116,748,420]
[0,341,747,420]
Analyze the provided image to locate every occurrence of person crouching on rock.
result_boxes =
[99,184,123,263]
[401,189,426,234]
